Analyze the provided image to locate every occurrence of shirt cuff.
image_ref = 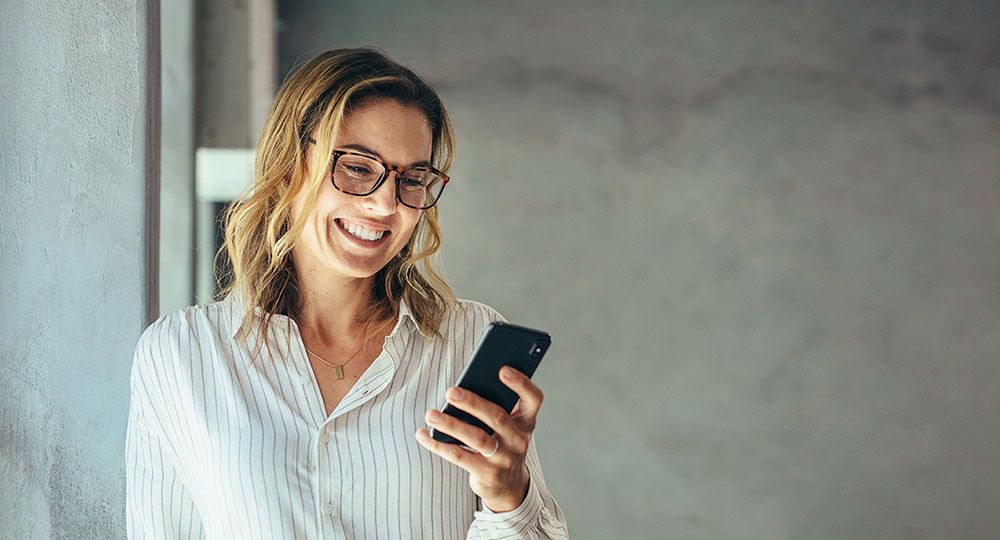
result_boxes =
[472,472,543,536]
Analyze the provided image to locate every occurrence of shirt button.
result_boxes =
[320,432,330,444]
[323,501,335,515]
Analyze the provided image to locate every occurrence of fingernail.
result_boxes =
[449,387,464,400]
[428,409,441,421]
[502,366,515,379]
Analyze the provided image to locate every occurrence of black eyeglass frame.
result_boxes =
[306,137,450,210]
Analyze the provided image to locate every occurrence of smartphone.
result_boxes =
[430,321,552,445]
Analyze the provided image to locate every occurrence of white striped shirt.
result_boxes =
[125,291,570,539]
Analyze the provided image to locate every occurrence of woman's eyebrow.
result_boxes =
[339,143,431,168]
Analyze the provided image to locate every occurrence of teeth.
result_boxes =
[340,219,385,241]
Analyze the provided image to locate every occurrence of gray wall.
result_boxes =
[279,1,1000,538]
[0,0,156,537]
[160,0,196,316]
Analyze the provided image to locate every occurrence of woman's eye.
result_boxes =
[348,166,372,174]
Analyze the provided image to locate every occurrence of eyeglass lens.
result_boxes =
[333,154,445,209]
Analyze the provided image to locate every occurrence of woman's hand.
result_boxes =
[415,364,544,513]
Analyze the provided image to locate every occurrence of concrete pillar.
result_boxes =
[160,0,196,316]
[0,0,158,536]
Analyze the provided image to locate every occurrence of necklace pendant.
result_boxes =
[334,365,345,380]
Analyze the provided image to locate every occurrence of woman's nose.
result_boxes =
[362,171,399,214]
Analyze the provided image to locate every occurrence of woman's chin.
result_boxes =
[327,240,394,276]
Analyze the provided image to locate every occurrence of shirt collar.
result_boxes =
[225,290,425,340]
[395,294,425,338]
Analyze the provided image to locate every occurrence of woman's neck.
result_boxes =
[291,272,385,348]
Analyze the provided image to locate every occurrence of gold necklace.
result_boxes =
[303,320,391,380]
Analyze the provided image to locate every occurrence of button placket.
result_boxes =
[314,425,331,475]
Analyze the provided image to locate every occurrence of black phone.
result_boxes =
[430,321,552,445]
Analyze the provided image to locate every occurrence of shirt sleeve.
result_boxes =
[125,319,206,539]
[466,435,570,539]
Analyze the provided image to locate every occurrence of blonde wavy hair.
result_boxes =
[214,47,459,363]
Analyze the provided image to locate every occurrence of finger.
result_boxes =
[444,386,519,440]
[423,407,500,458]
[414,426,487,472]
[498,365,544,427]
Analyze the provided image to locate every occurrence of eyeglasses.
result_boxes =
[306,138,449,210]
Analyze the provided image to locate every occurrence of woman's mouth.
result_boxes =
[334,218,391,248]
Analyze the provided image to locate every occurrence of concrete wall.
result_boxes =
[0,0,156,537]
[279,1,1000,538]
[160,0,196,316]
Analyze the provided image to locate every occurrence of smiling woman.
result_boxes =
[124,47,570,539]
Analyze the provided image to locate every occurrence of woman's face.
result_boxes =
[291,98,432,281]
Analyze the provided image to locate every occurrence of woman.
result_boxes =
[125,48,569,539]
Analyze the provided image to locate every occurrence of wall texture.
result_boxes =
[0,0,155,537]
[279,1,1000,538]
